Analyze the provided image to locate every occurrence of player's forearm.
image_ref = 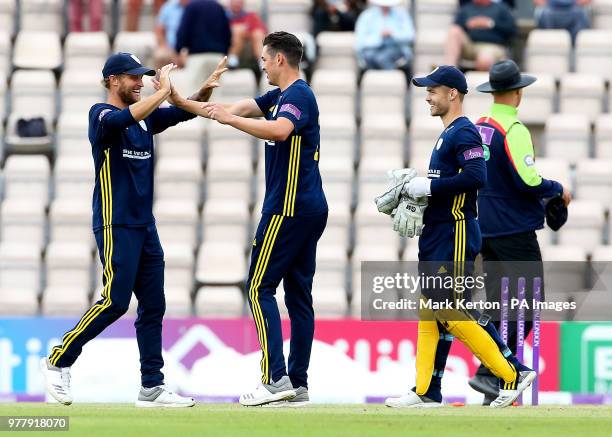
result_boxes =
[188,86,214,103]
[430,161,487,197]
[226,116,287,141]
[129,89,171,121]
[171,95,211,118]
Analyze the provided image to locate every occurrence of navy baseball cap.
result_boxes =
[412,66,468,94]
[102,52,155,78]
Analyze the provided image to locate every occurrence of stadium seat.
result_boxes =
[0,198,46,247]
[156,117,204,160]
[45,241,93,288]
[316,224,349,269]
[202,198,249,228]
[0,30,9,73]
[49,197,94,246]
[266,0,311,33]
[154,199,199,247]
[195,241,246,284]
[0,0,15,36]
[0,70,5,120]
[595,114,612,159]
[195,285,244,317]
[540,246,588,296]
[113,31,156,67]
[557,200,606,249]
[54,155,95,199]
[56,111,90,157]
[415,0,455,30]
[464,71,491,121]
[164,286,192,316]
[592,245,612,261]
[312,69,357,98]
[315,31,356,70]
[0,286,38,315]
[60,69,105,114]
[592,0,612,29]
[207,120,253,163]
[519,73,555,126]
[218,69,257,98]
[3,155,50,204]
[64,32,110,71]
[5,112,54,153]
[413,30,445,75]
[544,113,590,163]
[10,69,56,117]
[19,0,63,33]
[13,30,62,70]
[0,241,42,293]
[41,285,90,316]
[409,115,443,162]
[360,70,407,120]
[525,29,571,78]
[155,156,203,203]
[559,74,605,122]
[164,242,196,288]
[312,273,348,317]
[319,112,357,144]
[575,30,612,79]
[575,159,612,204]
[533,157,571,188]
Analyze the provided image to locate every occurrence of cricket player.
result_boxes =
[383,66,536,408]
[40,53,227,407]
[469,60,571,404]
[197,32,327,406]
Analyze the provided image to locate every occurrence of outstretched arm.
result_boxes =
[206,103,294,141]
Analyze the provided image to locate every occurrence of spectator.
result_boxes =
[460,0,515,7]
[175,0,231,88]
[312,0,365,36]
[445,0,516,71]
[226,0,267,68]
[354,0,415,71]
[535,0,591,43]
[69,0,103,32]
[127,0,166,31]
[154,0,188,69]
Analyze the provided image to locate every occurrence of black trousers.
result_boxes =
[476,231,544,377]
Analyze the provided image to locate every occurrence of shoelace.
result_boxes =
[61,369,71,390]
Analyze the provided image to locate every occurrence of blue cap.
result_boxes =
[102,52,155,78]
[412,66,468,94]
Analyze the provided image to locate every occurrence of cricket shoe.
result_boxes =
[385,391,442,408]
[490,370,537,408]
[135,385,195,408]
[39,357,72,405]
[263,386,310,408]
[469,374,499,405]
[239,376,296,406]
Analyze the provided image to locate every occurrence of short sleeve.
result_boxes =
[255,88,281,116]
[276,87,311,132]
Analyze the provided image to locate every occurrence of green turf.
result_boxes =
[1,404,611,437]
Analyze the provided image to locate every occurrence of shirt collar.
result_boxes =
[490,103,518,117]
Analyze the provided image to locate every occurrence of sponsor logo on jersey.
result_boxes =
[463,146,484,161]
[524,155,535,166]
[279,103,302,120]
[122,149,151,160]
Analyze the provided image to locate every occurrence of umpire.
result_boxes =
[470,60,571,404]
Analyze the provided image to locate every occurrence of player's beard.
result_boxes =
[430,102,447,117]
[118,83,140,105]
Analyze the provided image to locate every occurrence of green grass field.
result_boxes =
[1,404,611,436]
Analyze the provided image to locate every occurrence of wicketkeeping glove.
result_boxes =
[374,168,417,215]
[391,196,428,238]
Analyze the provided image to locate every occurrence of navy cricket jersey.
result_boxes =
[254,79,328,217]
[88,103,196,230]
[424,116,487,225]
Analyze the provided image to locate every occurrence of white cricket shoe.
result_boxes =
[135,385,195,408]
[239,376,296,407]
[385,391,442,408]
[39,357,72,405]
[490,370,537,408]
